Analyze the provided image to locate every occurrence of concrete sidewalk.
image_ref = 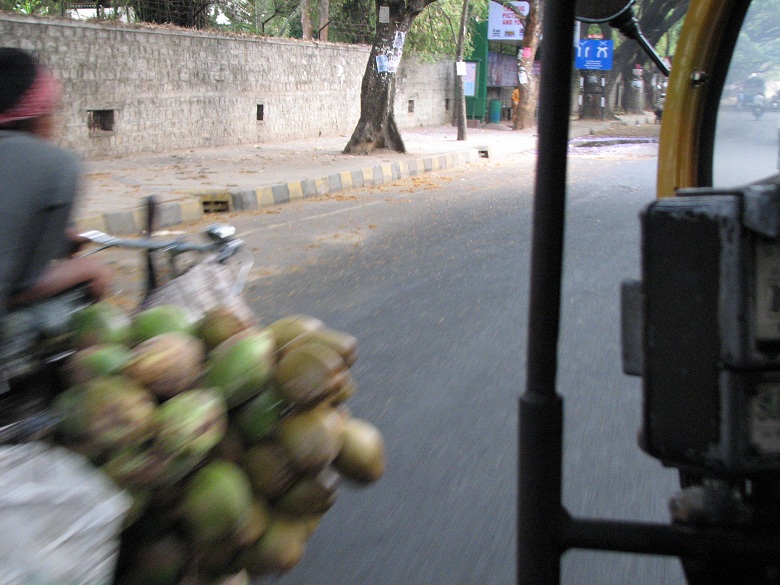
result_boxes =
[74,114,655,234]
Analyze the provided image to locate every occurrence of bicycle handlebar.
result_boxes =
[79,231,228,254]
[77,224,254,296]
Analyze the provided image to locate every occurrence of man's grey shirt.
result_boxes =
[0,130,80,312]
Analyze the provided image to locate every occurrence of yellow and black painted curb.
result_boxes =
[74,148,485,235]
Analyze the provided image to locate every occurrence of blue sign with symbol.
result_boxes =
[575,39,613,71]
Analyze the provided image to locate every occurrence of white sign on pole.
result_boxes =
[488,0,529,41]
[518,68,529,85]
[456,61,467,76]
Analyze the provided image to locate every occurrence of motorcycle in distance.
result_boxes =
[752,92,766,119]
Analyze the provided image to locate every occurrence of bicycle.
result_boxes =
[0,196,254,444]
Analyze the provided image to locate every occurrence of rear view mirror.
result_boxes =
[575,0,669,76]
[575,0,634,23]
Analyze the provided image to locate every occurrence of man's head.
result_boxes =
[0,47,60,137]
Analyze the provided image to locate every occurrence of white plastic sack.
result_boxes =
[0,443,131,585]
[141,260,256,324]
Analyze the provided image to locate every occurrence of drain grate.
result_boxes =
[200,196,231,214]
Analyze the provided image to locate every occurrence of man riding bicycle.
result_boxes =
[0,47,110,315]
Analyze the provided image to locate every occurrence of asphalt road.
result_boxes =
[714,109,779,186]
[218,143,687,585]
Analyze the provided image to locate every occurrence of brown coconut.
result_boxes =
[124,332,205,399]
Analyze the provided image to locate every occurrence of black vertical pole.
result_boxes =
[145,195,158,295]
[517,0,577,584]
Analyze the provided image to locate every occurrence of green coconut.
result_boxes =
[333,418,385,485]
[65,343,132,386]
[102,445,170,491]
[274,467,340,516]
[54,375,158,454]
[241,443,299,501]
[154,389,227,460]
[197,304,256,351]
[69,301,132,349]
[279,327,358,367]
[235,500,271,548]
[277,407,344,473]
[234,389,286,445]
[181,460,254,544]
[132,304,198,344]
[327,369,358,406]
[273,344,345,407]
[204,330,275,409]
[266,315,324,350]
[239,516,308,577]
[123,332,205,399]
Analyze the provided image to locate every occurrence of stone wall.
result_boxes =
[0,13,454,159]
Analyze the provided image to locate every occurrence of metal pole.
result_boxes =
[517,0,577,584]
[525,0,576,400]
[144,195,158,295]
[561,516,780,559]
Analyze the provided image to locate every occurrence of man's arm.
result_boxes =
[8,256,111,307]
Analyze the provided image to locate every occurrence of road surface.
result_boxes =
[207,142,689,585]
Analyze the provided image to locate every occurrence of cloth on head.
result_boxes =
[0,65,61,125]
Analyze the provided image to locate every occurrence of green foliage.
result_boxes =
[653,17,683,57]
[1,0,59,14]
[727,0,780,84]
[406,0,472,60]
[469,0,485,20]
[2,0,455,55]
[205,0,452,48]
[610,0,688,71]
[206,0,301,35]
[328,0,375,44]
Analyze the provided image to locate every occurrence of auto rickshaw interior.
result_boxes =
[517,1,780,583]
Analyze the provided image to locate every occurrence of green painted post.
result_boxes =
[466,20,488,121]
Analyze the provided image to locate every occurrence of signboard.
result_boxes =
[488,1,528,41]
[487,52,517,87]
[464,62,477,97]
[575,39,613,71]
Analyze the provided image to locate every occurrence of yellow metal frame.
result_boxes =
[656,0,740,198]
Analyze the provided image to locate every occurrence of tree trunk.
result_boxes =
[454,0,470,141]
[624,61,645,113]
[513,0,541,129]
[578,23,615,120]
[319,0,329,40]
[580,71,608,119]
[344,0,436,154]
[301,0,313,40]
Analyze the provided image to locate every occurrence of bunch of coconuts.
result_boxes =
[54,300,385,585]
